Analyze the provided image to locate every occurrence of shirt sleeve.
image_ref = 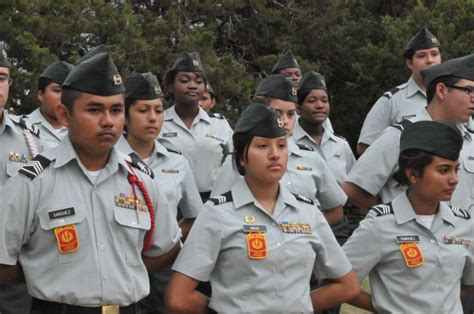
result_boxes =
[358,95,392,146]
[0,175,38,265]
[342,140,356,176]
[312,208,352,279]
[172,203,222,282]
[346,127,401,196]
[461,222,474,285]
[144,178,182,257]
[314,157,348,210]
[177,157,203,219]
[210,155,240,197]
[342,212,382,281]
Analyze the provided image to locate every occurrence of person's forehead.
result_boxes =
[77,92,124,105]
[281,67,301,73]
[414,47,440,55]
[0,67,10,75]
[455,78,474,86]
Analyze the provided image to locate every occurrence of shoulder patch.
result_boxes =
[296,143,314,151]
[369,203,394,217]
[18,154,51,179]
[382,83,406,99]
[128,152,154,179]
[391,119,413,132]
[15,117,40,137]
[292,193,314,205]
[449,206,471,219]
[165,147,182,155]
[208,112,226,119]
[464,124,474,134]
[207,190,233,205]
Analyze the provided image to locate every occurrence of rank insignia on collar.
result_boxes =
[9,152,30,163]
[247,233,267,260]
[444,236,471,246]
[244,215,255,224]
[399,243,424,267]
[54,224,80,254]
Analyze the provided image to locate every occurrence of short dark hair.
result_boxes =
[392,149,434,186]
[426,76,460,104]
[232,133,255,175]
[60,88,82,113]
[37,77,54,92]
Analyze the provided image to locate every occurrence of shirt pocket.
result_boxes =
[6,160,24,178]
[113,206,151,265]
[38,205,87,263]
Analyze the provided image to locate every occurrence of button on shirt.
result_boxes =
[293,120,355,185]
[0,111,34,188]
[173,178,352,313]
[358,76,427,146]
[116,135,202,219]
[343,192,474,313]
[25,108,68,149]
[158,106,233,193]
[0,136,181,306]
[211,137,347,211]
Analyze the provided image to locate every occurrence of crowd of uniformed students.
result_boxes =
[0,26,473,314]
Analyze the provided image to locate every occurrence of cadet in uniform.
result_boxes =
[343,120,474,313]
[166,103,359,313]
[0,48,181,313]
[212,74,347,226]
[357,27,442,155]
[116,72,202,313]
[343,54,474,212]
[198,81,216,113]
[158,52,233,201]
[0,46,41,314]
[25,61,73,149]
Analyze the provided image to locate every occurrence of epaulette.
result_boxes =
[463,123,474,134]
[14,117,40,137]
[292,193,314,205]
[208,190,233,205]
[382,83,406,99]
[128,152,155,179]
[449,206,471,219]
[18,154,51,179]
[369,203,394,217]
[208,112,226,119]
[166,147,182,155]
[296,143,314,151]
[391,119,413,132]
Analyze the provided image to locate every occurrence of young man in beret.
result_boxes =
[357,27,442,155]
[25,61,73,149]
[0,48,181,313]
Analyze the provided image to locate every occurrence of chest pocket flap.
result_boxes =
[114,206,151,230]
[39,205,86,230]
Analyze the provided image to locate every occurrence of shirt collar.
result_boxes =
[0,110,21,135]
[406,76,426,98]
[27,108,45,124]
[287,136,303,157]
[165,105,211,124]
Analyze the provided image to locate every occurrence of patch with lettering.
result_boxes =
[396,235,420,243]
[49,207,75,220]
[206,133,225,143]
[162,168,179,174]
[162,132,177,138]
[115,193,148,212]
[243,224,267,233]
[279,221,312,234]
[296,165,312,171]
[400,243,424,268]
[247,233,267,259]
[54,225,80,253]
[9,152,30,163]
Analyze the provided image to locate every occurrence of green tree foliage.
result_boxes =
[1,0,473,149]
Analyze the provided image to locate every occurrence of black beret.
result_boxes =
[404,27,440,58]
[63,52,125,96]
[271,50,300,74]
[170,52,204,73]
[421,54,474,87]
[234,103,286,139]
[297,71,327,104]
[124,72,163,103]
[254,74,298,103]
[0,47,12,69]
[40,61,74,85]
[400,120,463,161]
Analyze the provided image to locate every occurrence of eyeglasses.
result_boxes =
[446,84,474,96]
[0,75,12,86]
